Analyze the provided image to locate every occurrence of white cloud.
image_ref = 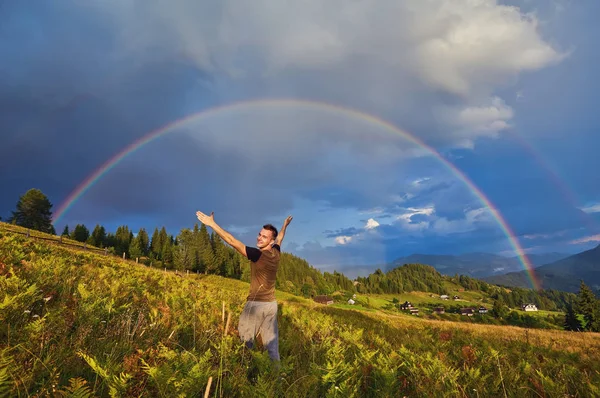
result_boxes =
[335,236,353,245]
[365,218,380,230]
[523,230,568,240]
[570,234,600,245]
[413,2,563,96]
[437,97,515,142]
[396,206,435,231]
[392,206,494,234]
[98,0,564,146]
[412,177,432,186]
[493,267,505,273]
[580,203,600,214]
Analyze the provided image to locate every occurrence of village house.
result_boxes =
[409,308,419,315]
[400,301,413,310]
[478,306,488,314]
[453,295,460,300]
[433,307,445,314]
[440,295,449,300]
[460,308,474,316]
[521,303,538,312]
[313,295,334,305]
[347,299,355,305]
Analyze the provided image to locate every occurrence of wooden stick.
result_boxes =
[224,312,231,336]
[204,376,213,398]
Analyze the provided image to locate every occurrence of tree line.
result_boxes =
[4,189,355,298]
[354,263,446,295]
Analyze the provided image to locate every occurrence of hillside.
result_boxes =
[1,229,600,397]
[485,244,600,293]
[387,252,568,278]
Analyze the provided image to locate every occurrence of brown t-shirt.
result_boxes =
[245,244,280,302]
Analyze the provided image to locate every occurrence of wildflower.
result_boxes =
[33,314,40,319]
[44,296,52,302]
[24,310,31,314]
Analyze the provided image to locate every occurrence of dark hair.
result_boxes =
[263,224,278,239]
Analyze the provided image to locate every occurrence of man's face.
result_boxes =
[256,228,275,249]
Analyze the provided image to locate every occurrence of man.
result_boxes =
[195,210,293,362]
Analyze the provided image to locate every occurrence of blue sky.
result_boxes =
[2,0,600,274]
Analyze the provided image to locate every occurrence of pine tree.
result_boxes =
[150,228,161,260]
[192,224,202,272]
[61,225,70,237]
[198,224,215,274]
[137,228,150,256]
[89,225,107,247]
[104,232,116,249]
[174,229,194,271]
[71,224,90,242]
[129,235,143,260]
[9,188,55,234]
[564,302,583,331]
[162,240,174,267]
[150,227,168,260]
[114,226,132,257]
[577,281,600,332]
[492,299,508,319]
[211,233,230,275]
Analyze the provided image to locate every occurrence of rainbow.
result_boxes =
[53,98,540,289]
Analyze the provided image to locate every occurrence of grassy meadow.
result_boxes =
[1,227,600,397]
[351,291,565,321]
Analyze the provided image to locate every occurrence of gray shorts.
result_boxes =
[238,300,280,361]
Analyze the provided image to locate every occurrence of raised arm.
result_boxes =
[275,215,293,246]
[196,211,247,257]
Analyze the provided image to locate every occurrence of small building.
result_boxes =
[460,308,474,316]
[352,294,357,299]
[409,308,419,315]
[314,295,334,305]
[453,295,460,300]
[347,299,355,305]
[400,301,413,310]
[440,295,449,300]
[433,307,445,314]
[478,306,488,314]
[522,303,538,312]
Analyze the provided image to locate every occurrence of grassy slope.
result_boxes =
[341,281,565,328]
[1,227,600,397]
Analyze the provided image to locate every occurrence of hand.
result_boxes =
[196,211,215,227]
[283,215,293,227]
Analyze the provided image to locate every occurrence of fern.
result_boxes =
[78,351,131,398]
[56,377,94,398]
[0,349,14,398]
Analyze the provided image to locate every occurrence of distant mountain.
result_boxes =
[387,252,569,279]
[484,244,600,293]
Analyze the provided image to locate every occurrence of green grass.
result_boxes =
[2,227,600,397]
[330,303,376,312]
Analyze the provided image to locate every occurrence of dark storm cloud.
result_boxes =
[0,3,215,222]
